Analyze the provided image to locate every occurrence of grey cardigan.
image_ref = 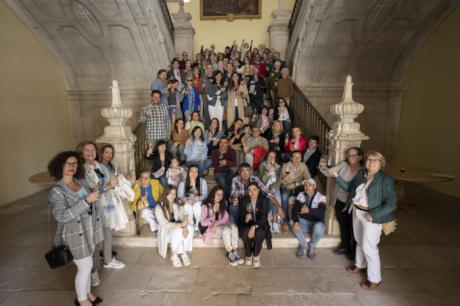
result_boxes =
[48,179,104,259]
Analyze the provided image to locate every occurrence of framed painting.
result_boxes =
[200,0,262,20]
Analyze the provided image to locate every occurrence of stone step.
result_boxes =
[113,233,339,249]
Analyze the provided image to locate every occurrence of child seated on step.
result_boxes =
[166,157,187,187]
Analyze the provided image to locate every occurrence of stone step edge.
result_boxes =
[113,235,340,249]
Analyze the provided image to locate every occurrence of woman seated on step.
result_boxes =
[184,126,212,177]
[154,185,194,268]
[177,165,208,234]
[199,185,244,266]
[239,183,271,269]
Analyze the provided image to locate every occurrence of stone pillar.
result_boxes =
[325,75,369,236]
[97,80,137,236]
[172,0,195,58]
[268,0,291,59]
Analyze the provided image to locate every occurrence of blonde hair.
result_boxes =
[366,151,386,169]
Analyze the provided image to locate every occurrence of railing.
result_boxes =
[288,0,301,38]
[133,123,151,177]
[290,83,331,155]
[159,0,175,40]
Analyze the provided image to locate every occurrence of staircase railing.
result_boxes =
[159,0,174,40]
[290,83,331,155]
[133,122,151,177]
[288,0,301,38]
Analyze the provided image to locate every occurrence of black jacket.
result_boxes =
[305,149,322,177]
[145,151,173,176]
[292,191,327,223]
[239,195,272,250]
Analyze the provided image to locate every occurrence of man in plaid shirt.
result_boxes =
[138,90,171,147]
[229,163,284,225]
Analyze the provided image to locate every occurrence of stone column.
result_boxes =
[97,80,137,236]
[172,0,195,58]
[267,0,291,59]
[325,75,369,236]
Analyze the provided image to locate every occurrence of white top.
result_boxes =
[352,179,373,208]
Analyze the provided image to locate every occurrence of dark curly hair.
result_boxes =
[47,151,85,181]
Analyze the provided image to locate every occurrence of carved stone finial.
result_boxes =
[111,80,121,107]
[330,75,365,133]
[173,0,192,23]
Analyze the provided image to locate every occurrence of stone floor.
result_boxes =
[0,183,459,306]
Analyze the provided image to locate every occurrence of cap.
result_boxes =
[302,178,317,185]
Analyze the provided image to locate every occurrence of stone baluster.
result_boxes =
[325,75,369,236]
[172,0,195,58]
[268,0,291,59]
[97,80,137,236]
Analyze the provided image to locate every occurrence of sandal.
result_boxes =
[360,280,381,289]
[346,265,365,274]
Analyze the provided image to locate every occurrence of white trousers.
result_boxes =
[168,225,194,257]
[184,201,202,231]
[208,101,224,128]
[73,255,93,302]
[141,208,159,232]
[214,224,239,252]
[353,207,383,283]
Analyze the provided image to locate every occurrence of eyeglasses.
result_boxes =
[64,162,78,168]
[367,158,380,164]
[187,79,193,82]
[140,176,150,179]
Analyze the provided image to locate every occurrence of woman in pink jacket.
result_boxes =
[200,185,244,267]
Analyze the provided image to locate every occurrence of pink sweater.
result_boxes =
[200,205,230,244]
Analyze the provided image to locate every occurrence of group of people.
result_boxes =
[47,41,397,305]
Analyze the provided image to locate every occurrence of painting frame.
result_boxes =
[200,0,262,21]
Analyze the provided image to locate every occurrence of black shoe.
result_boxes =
[332,247,349,255]
[74,299,79,306]
[99,250,118,259]
[90,296,103,304]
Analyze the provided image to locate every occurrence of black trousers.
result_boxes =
[335,199,356,256]
[240,226,267,257]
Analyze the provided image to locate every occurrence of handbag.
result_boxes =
[44,202,73,269]
[382,219,397,236]
[45,245,73,269]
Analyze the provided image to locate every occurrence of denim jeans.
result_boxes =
[214,170,236,199]
[268,190,282,215]
[228,203,240,225]
[185,159,212,176]
[280,187,295,222]
[293,218,325,248]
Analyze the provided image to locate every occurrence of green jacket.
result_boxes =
[335,169,397,224]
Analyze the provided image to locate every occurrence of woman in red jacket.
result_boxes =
[283,127,308,162]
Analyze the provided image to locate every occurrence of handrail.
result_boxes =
[133,122,151,177]
[159,0,175,40]
[290,83,331,155]
[288,0,301,38]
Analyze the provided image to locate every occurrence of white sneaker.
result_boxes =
[245,256,253,266]
[171,254,182,268]
[180,253,191,267]
[91,271,100,287]
[103,258,125,269]
[233,251,245,265]
[253,256,261,268]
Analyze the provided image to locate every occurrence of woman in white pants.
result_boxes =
[177,165,208,233]
[332,151,397,289]
[200,186,244,266]
[155,186,194,267]
[206,71,227,127]
[48,151,103,306]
